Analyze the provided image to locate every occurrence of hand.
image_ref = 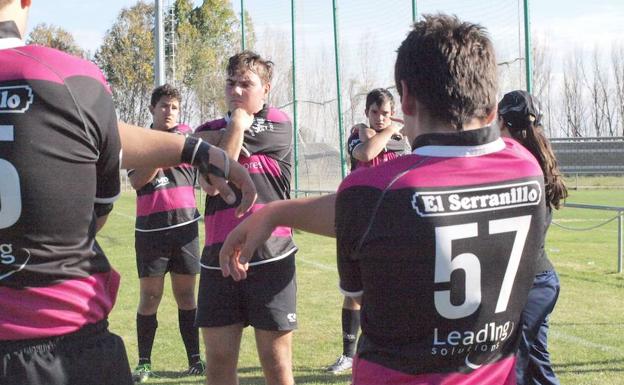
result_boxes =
[230,108,254,131]
[186,138,257,217]
[219,206,277,281]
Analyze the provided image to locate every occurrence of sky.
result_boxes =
[27,0,623,55]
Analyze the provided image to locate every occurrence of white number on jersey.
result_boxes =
[0,125,22,229]
[434,215,532,319]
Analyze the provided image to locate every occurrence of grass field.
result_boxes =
[99,188,624,385]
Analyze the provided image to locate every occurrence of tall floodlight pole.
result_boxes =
[523,0,533,93]
[155,0,165,86]
[291,0,299,196]
[241,0,246,50]
[412,0,418,22]
[332,0,347,179]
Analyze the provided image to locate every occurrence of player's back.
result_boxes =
[0,32,120,340]
[336,127,547,384]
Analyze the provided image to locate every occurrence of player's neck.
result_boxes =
[0,5,29,40]
[404,114,493,145]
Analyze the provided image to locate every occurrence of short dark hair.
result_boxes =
[150,83,180,107]
[365,88,395,112]
[227,51,274,85]
[395,14,498,130]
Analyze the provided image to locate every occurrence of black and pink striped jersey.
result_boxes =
[0,21,121,340]
[347,128,407,171]
[336,126,547,383]
[128,124,200,232]
[196,106,296,268]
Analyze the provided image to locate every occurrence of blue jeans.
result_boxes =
[516,270,560,385]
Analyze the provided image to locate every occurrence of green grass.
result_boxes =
[99,189,624,385]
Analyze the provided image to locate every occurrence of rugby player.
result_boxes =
[219,14,547,385]
[0,1,255,384]
[328,87,408,374]
[195,51,297,385]
[498,90,566,385]
[128,84,204,382]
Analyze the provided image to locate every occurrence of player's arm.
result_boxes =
[217,108,253,160]
[95,214,109,233]
[127,168,159,190]
[352,124,400,162]
[219,194,337,280]
[118,121,257,216]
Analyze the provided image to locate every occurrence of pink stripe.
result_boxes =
[196,118,226,132]
[0,271,120,340]
[205,205,292,245]
[266,107,291,123]
[136,185,196,217]
[355,151,401,170]
[239,154,282,177]
[1,46,111,91]
[341,139,541,193]
[176,124,192,134]
[352,356,516,385]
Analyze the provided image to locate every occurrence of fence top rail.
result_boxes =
[564,202,624,212]
[550,137,624,143]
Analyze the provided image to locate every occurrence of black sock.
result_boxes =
[137,313,158,365]
[341,308,360,357]
[178,308,201,366]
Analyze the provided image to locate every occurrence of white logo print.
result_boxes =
[287,313,297,323]
[0,85,34,113]
[153,176,170,189]
[0,243,31,281]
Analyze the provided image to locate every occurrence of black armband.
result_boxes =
[181,135,204,165]
[184,136,229,180]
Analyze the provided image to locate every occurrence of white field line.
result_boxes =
[550,330,624,355]
[297,256,337,272]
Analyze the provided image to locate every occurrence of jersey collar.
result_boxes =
[411,125,505,158]
[0,21,24,50]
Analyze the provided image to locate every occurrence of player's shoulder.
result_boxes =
[265,106,290,124]
[18,44,110,91]
[195,118,227,132]
[339,155,418,193]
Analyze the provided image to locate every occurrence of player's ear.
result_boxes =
[484,106,497,126]
[263,82,271,98]
[400,80,416,116]
[148,104,155,116]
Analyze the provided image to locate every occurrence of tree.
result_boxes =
[27,23,84,57]
[172,0,247,124]
[95,1,154,126]
[561,50,586,137]
[612,43,624,136]
[531,37,554,135]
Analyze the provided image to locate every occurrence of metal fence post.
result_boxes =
[619,210,623,273]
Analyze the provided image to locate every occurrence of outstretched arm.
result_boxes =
[219,194,337,280]
[118,121,256,216]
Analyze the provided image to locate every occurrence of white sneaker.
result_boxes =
[326,355,353,374]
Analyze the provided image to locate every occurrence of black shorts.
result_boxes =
[135,221,200,278]
[196,254,297,331]
[0,320,132,385]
